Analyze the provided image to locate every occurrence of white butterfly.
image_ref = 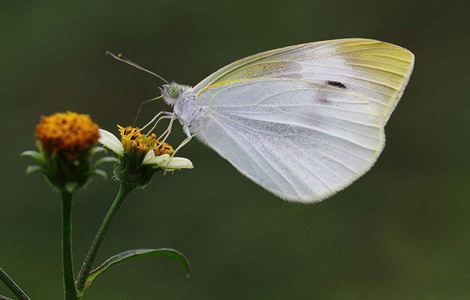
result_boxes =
[113,38,414,203]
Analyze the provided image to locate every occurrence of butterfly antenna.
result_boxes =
[106,51,169,84]
[133,95,164,126]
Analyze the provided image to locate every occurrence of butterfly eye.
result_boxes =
[168,83,180,98]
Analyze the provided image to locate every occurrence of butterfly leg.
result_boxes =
[163,126,193,174]
[157,113,176,146]
[171,126,192,157]
[145,115,173,135]
[163,135,193,174]
[133,95,165,126]
[140,111,173,132]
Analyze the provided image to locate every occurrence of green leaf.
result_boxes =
[94,156,119,167]
[92,169,108,180]
[25,165,42,174]
[84,248,190,290]
[20,151,43,163]
[0,295,13,300]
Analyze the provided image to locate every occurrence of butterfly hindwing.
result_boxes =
[195,79,384,202]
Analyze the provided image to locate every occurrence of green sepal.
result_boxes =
[114,153,155,189]
[89,147,106,158]
[64,182,79,194]
[94,156,119,167]
[25,165,42,174]
[20,150,44,164]
[83,248,191,291]
[92,169,108,180]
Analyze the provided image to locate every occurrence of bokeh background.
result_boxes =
[1,1,469,299]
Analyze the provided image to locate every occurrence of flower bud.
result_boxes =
[23,112,108,193]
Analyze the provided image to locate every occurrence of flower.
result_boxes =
[99,126,193,188]
[23,112,111,193]
[35,111,100,159]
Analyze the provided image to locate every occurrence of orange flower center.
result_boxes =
[118,126,174,156]
[35,111,99,159]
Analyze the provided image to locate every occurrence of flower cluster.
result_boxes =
[35,112,100,159]
[99,126,192,188]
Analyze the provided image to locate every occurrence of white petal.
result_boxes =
[98,129,124,155]
[145,153,194,170]
[165,157,194,169]
[142,150,155,165]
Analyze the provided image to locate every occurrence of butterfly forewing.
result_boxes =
[195,38,414,124]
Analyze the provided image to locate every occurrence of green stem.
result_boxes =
[75,183,133,296]
[61,191,78,300]
[0,268,30,300]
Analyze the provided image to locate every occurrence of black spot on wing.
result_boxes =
[326,80,347,89]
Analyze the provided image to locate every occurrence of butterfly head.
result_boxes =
[161,82,191,106]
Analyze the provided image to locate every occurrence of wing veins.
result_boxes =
[224,108,380,128]
[223,108,380,139]
[226,58,405,87]
[211,116,300,197]
[214,109,379,152]
[210,116,284,193]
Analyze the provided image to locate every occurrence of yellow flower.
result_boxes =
[99,126,193,188]
[118,125,174,158]
[35,112,99,159]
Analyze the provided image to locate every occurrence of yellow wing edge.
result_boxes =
[194,38,415,123]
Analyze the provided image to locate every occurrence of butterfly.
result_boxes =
[109,38,414,203]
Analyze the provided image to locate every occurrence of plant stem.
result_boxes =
[61,191,78,300]
[0,268,30,300]
[75,183,133,296]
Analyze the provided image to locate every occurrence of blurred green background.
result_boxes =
[1,0,469,299]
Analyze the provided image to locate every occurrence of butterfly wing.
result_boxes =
[194,79,384,202]
[195,38,414,124]
[192,38,414,202]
